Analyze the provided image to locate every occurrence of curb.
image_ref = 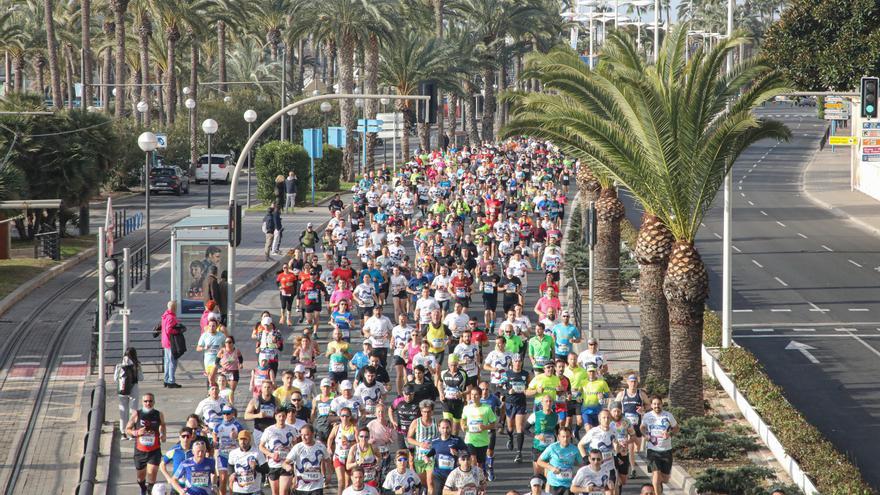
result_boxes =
[0,245,98,319]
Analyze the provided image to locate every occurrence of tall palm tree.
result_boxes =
[43,0,63,108]
[0,12,25,93]
[111,0,129,116]
[81,0,94,107]
[503,27,791,416]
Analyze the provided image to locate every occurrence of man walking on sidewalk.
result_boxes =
[263,206,277,261]
[161,301,182,388]
[285,171,298,213]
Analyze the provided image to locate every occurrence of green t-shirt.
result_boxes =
[462,403,497,448]
[582,379,610,409]
[528,335,555,369]
[532,409,559,451]
[529,374,561,402]
[503,334,524,354]
[565,367,588,403]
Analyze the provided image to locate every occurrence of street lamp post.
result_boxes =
[653,0,660,62]
[380,97,390,167]
[318,101,333,205]
[136,100,148,125]
[202,118,219,208]
[244,110,257,209]
[722,0,735,349]
[185,98,196,169]
[137,132,158,290]
[287,107,298,142]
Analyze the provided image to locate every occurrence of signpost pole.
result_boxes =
[832,119,836,152]
[122,247,130,351]
[310,156,315,206]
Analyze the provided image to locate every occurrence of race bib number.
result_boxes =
[307,290,319,301]
[437,455,455,470]
[300,470,322,482]
[557,343,569,354]
[483,282,494,294]
[541,433,555,445]
[260,404,275,417]
[331,361,345,372]
[318,403,331,416]
[365,403,377,415]
[625,413,640,426]
[138,435,155,448]
[602,450,613,461]
[237,471,255,484]
[461,486,478,495]
[557,468,572,480]
[455,287,467,298]
[431,338,446,349]
[444,387,461,400]
[535,356,547,367]
[511,383,525,394]
[468,419,483,433]
[191,471,210,487]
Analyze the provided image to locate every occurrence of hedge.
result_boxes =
[255,141,311,205]
[316,144,343,191]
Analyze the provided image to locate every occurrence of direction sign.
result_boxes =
[785,340,819,364]
[863,155,880,162]
[829,136,857,146]
[358,118,384,127]
[824,103,845,109]
[863,146,880,154]
[863,138,880,146]
[156,133,168,149]
[826,96,844,103]
[863,130,880,137]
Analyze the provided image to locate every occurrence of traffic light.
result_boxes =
[103,257,120,307]
[861,76,879,118]
[228,203,242,247]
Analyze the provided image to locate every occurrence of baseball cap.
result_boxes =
[562,310,570,317]
[340,380,353,390]
[261,316,272,326]
[586,363,598,371]
[403,384,416,395]
[237,430,252,440]
[294,364,305,373]
[320,378,333,387]
[307,222,313,227]
[221,405,234,415]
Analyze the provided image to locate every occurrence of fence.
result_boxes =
[113,209,144,240]
[34,230,60,260]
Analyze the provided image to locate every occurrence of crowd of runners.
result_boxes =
[126,137,678,495]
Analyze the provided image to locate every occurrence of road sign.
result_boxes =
[785,340,819,364]
[824,103,845,109]
[118,308,131,316]
[156,133,168,149]
[358,119,384,127]
[863,130,880,137]
[829,136,857,145]
[303,128,323,159]
[328,127,346,148]
[862,155,880,162]
[863,138,880,146]
[826,96,844,103]
[863,146,880,154]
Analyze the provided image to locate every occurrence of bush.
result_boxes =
[674,415,760,461]
[694,466,776,495]
[255,141,310,205]
[703,308,722,347]
[316,144,343,190]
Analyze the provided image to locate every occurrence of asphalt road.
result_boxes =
[622,105,880,489]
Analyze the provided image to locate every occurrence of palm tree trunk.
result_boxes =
[101,48,111,110]
[294,38,305,96]
[339,33,355,180]
[190,33,199,171]
[64,44,75,109]
[35,60,45,97]
[364,33,379,171]
[138,13,151,126]
[636,213,673,389]
[433,0,444,151]
[130,69,140,122]
[44,0,63,108]
[112,0,129,117]
[156,66,164,122]
[417,123,429,152]
[495,65,506,137]
[664,240,709,418]
[165,26,179,125]
[82,0,93,107]
[217,20,227,93]
[480,66,495,142]
[327,40,336,90]
[594,187,624,302]
[12,55,23,93]
[396,100,410,163]
[446,94,458,147]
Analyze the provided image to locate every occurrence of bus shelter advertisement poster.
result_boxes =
[179,241,226,316]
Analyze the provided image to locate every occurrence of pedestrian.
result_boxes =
[202,265,221,308]
[272,203,284,256]
[161,301,182,388]
[114,347,143,438]
[218,270,229,326]
[284,171,298,212]
[125,392,167,495]
[263,206,277,261]
[274,174,286,210]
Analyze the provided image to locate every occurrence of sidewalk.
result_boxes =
[803,142,880,238]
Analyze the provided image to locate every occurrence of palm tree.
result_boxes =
[112,0,130,116]
[81,0,94,107]
[43,0,63,108]
[133,4,152,125]
[503,27,791,416]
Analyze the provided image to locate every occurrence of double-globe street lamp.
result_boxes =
[202,118,219,208]
[243,109,257,208]
[137,131,158,290]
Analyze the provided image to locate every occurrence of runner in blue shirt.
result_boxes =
[171,441,216,495]
[536,427,583,492]
[426,419,468,495]
[478,381,503,481]
[158,427,194,484]
[551,311,581,360]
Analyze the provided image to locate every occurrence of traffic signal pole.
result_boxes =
[97,227,105,381]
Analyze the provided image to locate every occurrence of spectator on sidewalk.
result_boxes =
[274,175,286,209]
[262,206,277,261]
[285,171,298,212]
[218,270,229,325]
[202,266,221,310]
[114,347,143,438]
[272,203,284,256]
[162,301,182,388]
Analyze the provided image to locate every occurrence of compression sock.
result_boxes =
[146,483,154,495]
[514,433,525,454]
[486,455,494,469]
[137,481,147,495]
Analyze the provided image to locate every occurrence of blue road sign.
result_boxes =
[303,128,323,159]
[328,127,346,148]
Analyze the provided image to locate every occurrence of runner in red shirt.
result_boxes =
[276,264,298,326]
[332,257,355,286]
[299,271,327,335]
[449,268,473,308]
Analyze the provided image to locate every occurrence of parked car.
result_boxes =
[150,166,190,195]
[195,154,233,183]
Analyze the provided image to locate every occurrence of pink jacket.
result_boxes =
[161,309,179,349]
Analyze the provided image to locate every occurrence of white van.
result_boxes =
[195,154,232,183]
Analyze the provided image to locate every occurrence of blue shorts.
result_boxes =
[582,408,600,427]
[505,402,527,417]
[216,455,229,470]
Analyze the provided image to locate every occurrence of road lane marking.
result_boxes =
[700,222,706,227]
[752,328,774,332]
[849,308,870,312]
[785,340,820,363]
[734,321,880,328]
[849,259,863,268]
[740,192,746,197]
[821,245,833,252]
[836,327,858,332]
[735,334,880,339]
[771,308,792,312]
[732,245,742,253]
[732,309,753,313]
[751,259,763,268]
[774,277,788,287]
[760,210,768,216]
[793,328,816,332]
[797,233,808,239]
[713,232,722,239]
[807,302,829,312]
[776,221,786,227]
[748,200,754,206]
[849,333,880,359]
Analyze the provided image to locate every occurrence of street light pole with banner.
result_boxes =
[104,197,114,257]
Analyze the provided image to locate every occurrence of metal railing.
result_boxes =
[113,209,144,240]
[34,230,61,260]
[128,246,147,289]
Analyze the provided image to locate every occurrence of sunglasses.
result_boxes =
[340,414,351,418]
[180,434,191,439]
[590,457,602,461]
[397,457,408,462]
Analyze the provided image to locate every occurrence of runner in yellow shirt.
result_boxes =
[580,364,610,428]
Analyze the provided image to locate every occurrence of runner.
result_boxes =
[640,396,679,495]
[442,452,488,495]
[328,406,358,493]
[126,393,167,495]
[382,450,421,495]
[170,441,215,495]
[460,387,497,473]
[438,355,469,435]
[276,264,297,325]
[426,418,468,495]
[211,406,243,495]
[259,408,297,495]
[228,430,267,495]
[406,400,438,490]
[608,402,637,491]
[477,381,502,481]
[284,424,332,495]
[536,427,583,495]
[570,450,614,495]
[615,374,649,472]
[580,365,610,428]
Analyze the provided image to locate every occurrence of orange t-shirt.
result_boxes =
[276,272,297,295]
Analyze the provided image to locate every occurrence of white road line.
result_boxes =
[821,245,833,252]
[836,327,858,332]
[809,308,831,312]
[734,321,880,328]
[13,362,40,366]
[751,259,764,268]
[849,259,863,268]
[771,308,792,312]
[737,185,742,191]
[774,277,788,287]
[776,221,786,227]
[797,233,808,239]
[793,328,816,332]
[760,210,768,216]
[700,222,706,227]
[752,328,774,332]
[740,192,746,197]
[713,232,722,239]
[732,309,753,313]
[850,333,880,359]
[60,360,87,365]
[748,201,755,206]
[849,308,870,312]
[732,245,742,253]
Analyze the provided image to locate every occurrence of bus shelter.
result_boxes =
[170,208,229,318]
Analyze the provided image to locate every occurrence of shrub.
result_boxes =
[703,308,722,347]
[255,141,310,205]
[694,466,776,495]
[674,415,760,461]
[316,144,343,190]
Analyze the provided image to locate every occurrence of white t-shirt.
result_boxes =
[260,424,297,468]
[577,350,606,370]
[453,343,479,378]
[432,275,452,301]
[228,447,266,494]
[443,312,470,337]
[354,283,377,308]
[571,464,612,491]
[341,485,379,495]
[390,275,408,295]
[365,316,393,348]
[392,325,414,358]
[285,441,331,491]
[195,397,227,430]
[382,468,421,495]
[415,298,440,324]
[579,426,617,470]
[484,350,512,384]
[642,410,677,451]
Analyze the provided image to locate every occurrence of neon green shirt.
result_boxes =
[528,374,561,402]
[564,366,589,403]
[528,335,555,369]
[462,403,497,447]
[582,378,610,409]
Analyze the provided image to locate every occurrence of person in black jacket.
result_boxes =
[284,171,298,212]
[202,266,221,307]
[274,175,286,210]
[262,206,276,261]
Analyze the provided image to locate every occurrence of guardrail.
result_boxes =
[74,378,105,495]
[34,230,61,260]
[113,209,144,240]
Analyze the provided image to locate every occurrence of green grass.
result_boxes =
[0,258,56,299]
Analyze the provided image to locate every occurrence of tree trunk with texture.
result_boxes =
[44,0,63,109]
[495,65,506,137]
[217,21,227,93]
[418,123,429,152]
[339,34,355,180]
[396,101,410,163]
[101,49,111,110]
[480,66,495,143]
[165,26,179,126]
[664,241,709,418]
[155,67,164,122]
[433,0,444,150]
[636,213,673,390]
[446,95,458,147]
[13,55,23,93]
[294,38,305,96]
[138,13,151,126]
[364,33,379,171]
[64,44,75,109]
[326,40,336,90]
[190,36,199,171]
[35,60,45,97]
[81,0,93,107]
[113,0,129,117]
[594,187,624,302]
[464,82,479,147]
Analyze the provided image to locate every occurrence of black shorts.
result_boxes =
[223,369,240,382]
[502,297,519,313]
[614,454,630,475]
[133,449,161,470]
[392,355,407,367]
[467,444,488,465]
[295,489,324,495]
[357,306,374,319]
[566,401,581,417]
[465,375,479,389]
[305,303,322,313]
[394,291,408,299]
[443,399,465,419]
[280,294,294,311]
[505,401,527,417]
[268,466,293,480]
[329,371,347,384]
[549,486,572,495]
[455,297,470,308]
[482,295,498,311]
[647,449,673,475]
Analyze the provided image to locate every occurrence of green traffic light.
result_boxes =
[868,105,876,115]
